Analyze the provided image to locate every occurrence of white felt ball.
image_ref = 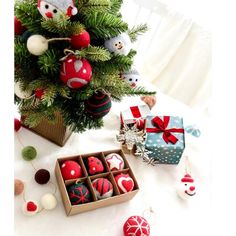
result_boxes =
[104,33,131,56]
[14,81,32,99]
[41,193,57,210]
[22,200,39,216]
[27,35,48,56]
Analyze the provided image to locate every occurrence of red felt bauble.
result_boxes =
[123,216,150,236]
[35,88,45,99]
[92,178,113,200]
[14,118,22,132]
[60,160,82,180]
[60,55,92,89]
[115,174,134,193]
[14,16,26,35]
[71,30,91,49]
[87,156,104,175]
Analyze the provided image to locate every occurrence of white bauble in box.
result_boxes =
[14,82,32,99]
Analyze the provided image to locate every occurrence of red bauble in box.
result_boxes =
[71,30,91,49]
[60,55,92,89]
[123,216,150,236]
[115,173,134,193]
[60,160,82,180]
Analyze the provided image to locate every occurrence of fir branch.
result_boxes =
[76,46,111,62]
[128,24,148,42]
[15,39,31,66]
[83,12,128,38]
[109,0,123,14]
[41,15,84,36]
[15,0,42,33]
[77,0,111,14]
[38,49,60,75]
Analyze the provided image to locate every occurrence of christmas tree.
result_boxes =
[14,0,155,132]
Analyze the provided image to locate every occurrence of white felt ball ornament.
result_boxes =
[176,173,196,200]
[22,200,39,216]
[121,68,142,87]
[38,0,78,19]
[41,193,57,210]
[104,33,132,56]
[27,35,48,56]
[14,82,32,99]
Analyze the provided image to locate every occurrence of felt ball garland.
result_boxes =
[71,30,91,49]
[14,118,22,132]
[15,123,58,216]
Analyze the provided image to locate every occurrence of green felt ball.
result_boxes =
[21,146,37,161]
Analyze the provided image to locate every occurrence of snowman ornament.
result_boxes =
[38,0,78,20]
[176,173,196,200]
[104,33,132,56]
[121,68,141,87]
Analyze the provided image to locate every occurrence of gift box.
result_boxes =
[55,149,139,216]
[145,115,185,164]
[120,105,150,130]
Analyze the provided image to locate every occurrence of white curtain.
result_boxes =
[121,0,211,109]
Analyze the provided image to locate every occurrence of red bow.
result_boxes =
[146,116,184,144]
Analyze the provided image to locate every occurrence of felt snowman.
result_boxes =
[104,33,132,56]
[121,68,142,87]
[38,0,78,20]
[176,174,196,200]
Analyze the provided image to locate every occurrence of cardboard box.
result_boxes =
[55,149,139,216]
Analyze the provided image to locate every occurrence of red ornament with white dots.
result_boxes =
[60,55,92,89]
[123,216,150,236]
[71,30,91,49]
[60,160,82,180]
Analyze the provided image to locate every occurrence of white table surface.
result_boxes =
[14,90,211,236]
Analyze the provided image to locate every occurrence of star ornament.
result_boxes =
[105,154,124,171]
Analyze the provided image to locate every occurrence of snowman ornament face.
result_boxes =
[104,33,131,56]
[121,68,141,87]
[38,0,78,20]
[177,174,196,200]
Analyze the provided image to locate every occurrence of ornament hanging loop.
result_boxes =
[60,49,76,61]
[184,155,191,174]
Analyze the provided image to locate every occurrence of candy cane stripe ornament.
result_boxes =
[123,216,150,236]
[38,0,78,20]
[60,55,92,89]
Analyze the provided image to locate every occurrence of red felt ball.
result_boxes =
[60,160,82,180]
[123,216,150,236]
[14,16,26,35]
[35,88,45,99]
[71,30,91,49]
[60,55,92,89]
[92,178,113,200]
[87,156,104,175]
[14,118,22,132]
[115,173,134,193]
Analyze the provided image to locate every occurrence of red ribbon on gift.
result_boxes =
[130,106,145,129]
[130,106,142,118]
[146,116,184,144]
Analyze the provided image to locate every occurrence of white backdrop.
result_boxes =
[121,0,211,109]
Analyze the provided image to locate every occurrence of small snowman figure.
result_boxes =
[38,0,78,20]
[104,33,132,56]
[121,68,141,87]
[176,173,196,200]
